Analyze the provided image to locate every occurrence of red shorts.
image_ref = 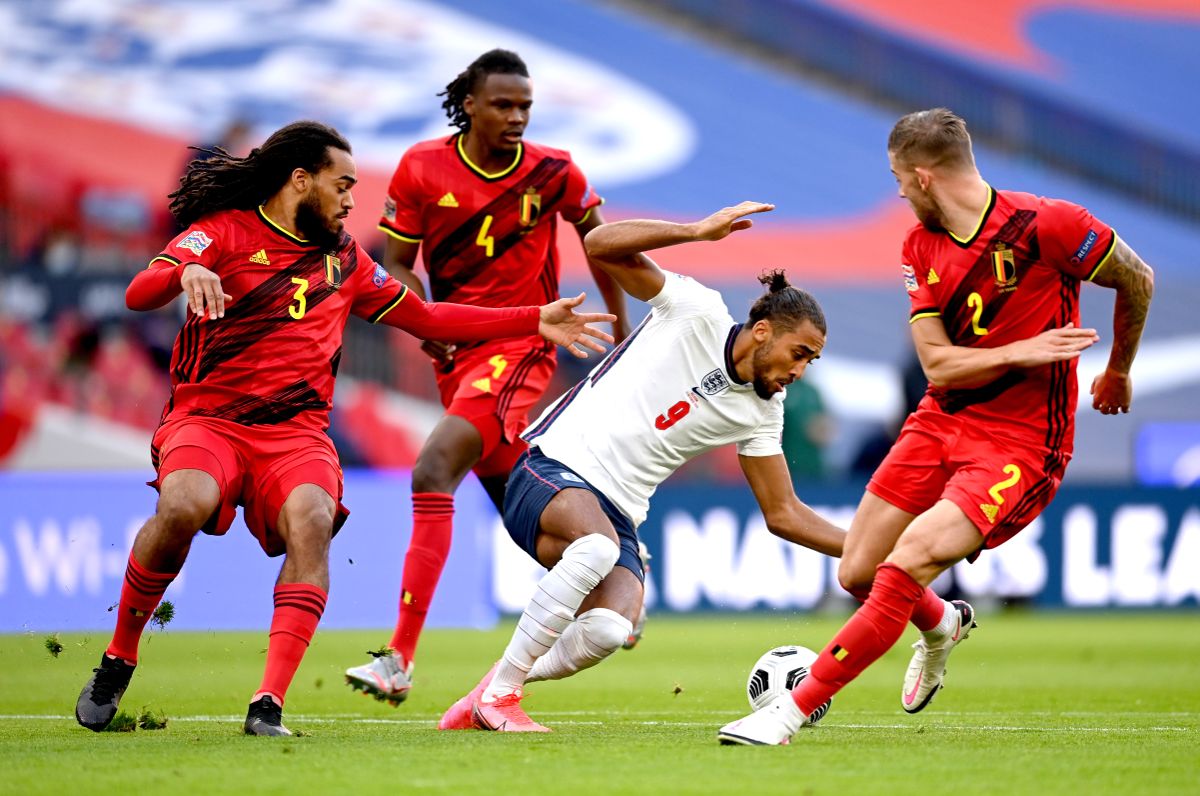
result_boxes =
[435,338,555,478]
[150,416,349,557]
[867,409,1070,550]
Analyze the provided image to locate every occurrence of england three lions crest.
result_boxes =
[700,369,730,396]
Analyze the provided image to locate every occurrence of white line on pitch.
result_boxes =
[2,714,1192,733]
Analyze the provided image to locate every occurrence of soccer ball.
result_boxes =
[745,645,832,724]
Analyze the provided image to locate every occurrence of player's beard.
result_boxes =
[750,340,782,400]
[296,191,342,252]
[911,193,945,232]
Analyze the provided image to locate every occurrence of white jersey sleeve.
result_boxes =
[735,398,784,457]
[646,271,727,319]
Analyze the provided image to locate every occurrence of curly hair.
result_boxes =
[748,270,827,335]
[169,120,351,227]
[439,49,529,133]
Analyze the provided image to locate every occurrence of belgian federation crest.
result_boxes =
[324,254,343,288]
[991,244,1017,292]
[519,187,542,229]
[700,368,730,396]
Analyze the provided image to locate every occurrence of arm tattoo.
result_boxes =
[1090,236,1154,374]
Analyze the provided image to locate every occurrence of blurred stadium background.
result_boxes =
[0,0,1197,634]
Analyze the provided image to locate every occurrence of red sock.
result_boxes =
[256,582,327,706]
[910,587,948,632]
[106,554,178,663]
[844,581,944,632]
[389,493,453,664]
[792,563,925,717]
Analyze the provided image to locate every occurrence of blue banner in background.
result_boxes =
[631,483,1200,610]
[0,471,497,633]
[1,473,1197,634]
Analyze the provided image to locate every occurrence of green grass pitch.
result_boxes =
[2,612,1197,795]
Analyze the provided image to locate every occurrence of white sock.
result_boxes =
[527,608,632,683]
[922,599,957,640]
[484,534,618,700]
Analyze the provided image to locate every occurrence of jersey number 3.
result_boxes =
[289,277,309,320]
[655,400,690,430]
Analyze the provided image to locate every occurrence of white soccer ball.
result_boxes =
[745,645,832,724]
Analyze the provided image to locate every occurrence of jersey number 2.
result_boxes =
[967,292,989,336]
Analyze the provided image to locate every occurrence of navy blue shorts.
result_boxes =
[502,448,645,582]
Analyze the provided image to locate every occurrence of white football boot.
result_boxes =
[902,599,977,714]
[345,651,413,706]
[717,694,807,746]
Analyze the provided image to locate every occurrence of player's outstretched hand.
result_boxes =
[1090,368,1133,415]
[538,293,617,358]
[421,340,457,372]
[1007,323,1098,368]
[696,201,776,242]
[181,263,232,320]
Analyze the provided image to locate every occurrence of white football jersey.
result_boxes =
[523,271,784,527]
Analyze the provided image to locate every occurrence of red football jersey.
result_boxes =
[377,134,602,319]
[151,207,423,433]
[903,186,1116,452]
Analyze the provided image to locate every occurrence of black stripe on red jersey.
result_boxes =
[377,222,423,243]
[941,210,1037,344]
[150,253,182,268]
[190,379,327,426]
[495,347,546,425]
[172,314,203,385]
[1086,230,1117,281]
[428,157,572,301]
[931,370,1027,415]
[946,186,997,250]
[1044,273,1078,453]
[330,346,343,378]
[195,247,359,382]
[368,286,408,323]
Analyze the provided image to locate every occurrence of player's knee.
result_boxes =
[837,560,874,601]
[562,533,620,583]
[154,491,214,535]
[577,608,633,658]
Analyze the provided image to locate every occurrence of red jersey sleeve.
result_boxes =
[349,242,538,338]
[378,150,424,243]
[557,157,603,225]
[127,220,225,310]
[902,233,940,323]
[1038,197,1116,282]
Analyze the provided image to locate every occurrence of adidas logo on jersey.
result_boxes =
[249,249,270,265]
[927,267,940,285]
[471,377,492,394]
[437,192,459,208]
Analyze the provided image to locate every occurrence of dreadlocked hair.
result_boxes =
[169,120,351,227]
[748,270,827,335]
[439,49,529,133]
